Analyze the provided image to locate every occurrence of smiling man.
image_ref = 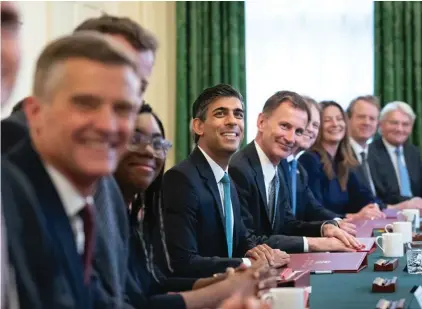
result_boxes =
[347,97,422,210]
[367,101,422,207]
[2,32,142,308]
[162,84,290,278]
[229,91,363,253]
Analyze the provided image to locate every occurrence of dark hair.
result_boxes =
[74,15,158,53]
[127,103,173,278]
[311,100,358,191]
[191,83,244,143]
[262,91,311,124]
[12,98,27,113]
[346,95,380,118]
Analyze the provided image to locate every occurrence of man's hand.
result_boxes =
[349,203,386,220]
[308,237,358,252]
[396,197,422,211]
[220,293,270,309]
[225,264,278,298]
[271,249,290,268]
[338,220,357,236]
[322,224,363,250]
[245,244,275,266]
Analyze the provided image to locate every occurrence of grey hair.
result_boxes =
[33,31,139,99]
[379,101,416,122]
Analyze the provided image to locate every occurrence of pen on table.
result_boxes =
[312,270,333,274]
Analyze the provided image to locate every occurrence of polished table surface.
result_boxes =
[310,230,421,309]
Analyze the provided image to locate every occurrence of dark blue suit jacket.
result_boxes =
[289,161,341,221]
[229,142,324,253]
[2,110,131,309]
[368,138,422,204]
[299,151,376,216]
[1,110,27,154]
[2,139,92,308]
[161,147,256,278]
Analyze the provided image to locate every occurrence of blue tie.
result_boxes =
[220,173,233,258]
[395,147,412,197]
[290,159,298,216]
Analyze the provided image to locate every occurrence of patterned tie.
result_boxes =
[290,159,298,216]
[268,170,279,228]
[395,147,412,197]
[220,173,233,258]
[80,203,95,284]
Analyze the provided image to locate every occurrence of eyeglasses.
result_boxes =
[127,132,172,159]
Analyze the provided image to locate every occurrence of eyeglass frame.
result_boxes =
[127,131,172,159]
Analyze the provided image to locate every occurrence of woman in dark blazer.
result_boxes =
[113,104,274,309]
[298,101,385,220]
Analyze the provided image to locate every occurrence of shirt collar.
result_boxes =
[382,137,403,155]
[350,138,367,156]
[198,146,227,184]
[45,164,94,218]
[286,154,295,163]
[254,141,277,181]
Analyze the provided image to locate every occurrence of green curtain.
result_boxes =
[374,1,422,148]
[175,1,246,163]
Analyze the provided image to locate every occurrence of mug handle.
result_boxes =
[375,236,384,252]
[261,293,274,306]
[385,224,393,233]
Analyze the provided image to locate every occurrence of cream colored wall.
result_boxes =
[3,1,177,167]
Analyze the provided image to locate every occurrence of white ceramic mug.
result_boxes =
[261,288,306,309]
[397,209,420,230]
[385,221,413,243]
[375,233,404,257]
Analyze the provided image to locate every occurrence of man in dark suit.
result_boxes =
[368,101,422,207]
[2,32,143,308]
[1,2,23,307]
[347,97,422,210]
[162,84,290,278]
[229,91,363,253]
[1,15,160,308]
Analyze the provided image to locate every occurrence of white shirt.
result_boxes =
[198,147,252,265]
[45,164,94,255]
[254,142,309,252]
[382,138,411,194]
[350,138,368,165]
[350,138,376,195]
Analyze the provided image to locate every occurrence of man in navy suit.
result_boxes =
[347,97,422,210]
[2,32,143,308]
[286,96,357,235]
[1,2,22,307]
[1,15,160,308]
[162,84,290,278]
[229,91,363,253]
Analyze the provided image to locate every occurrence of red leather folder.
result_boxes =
[354,219,398,237]
[383,208,399,219]
[287,252,368,273]
[357,237,376,254]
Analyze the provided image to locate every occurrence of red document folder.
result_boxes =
[354,219,398,237]
[357,237,376,253]
[287,252,368,273]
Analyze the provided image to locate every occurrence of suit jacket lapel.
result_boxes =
[191,147,226,229]
[244,142,271,224]
[9,140,87,301]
